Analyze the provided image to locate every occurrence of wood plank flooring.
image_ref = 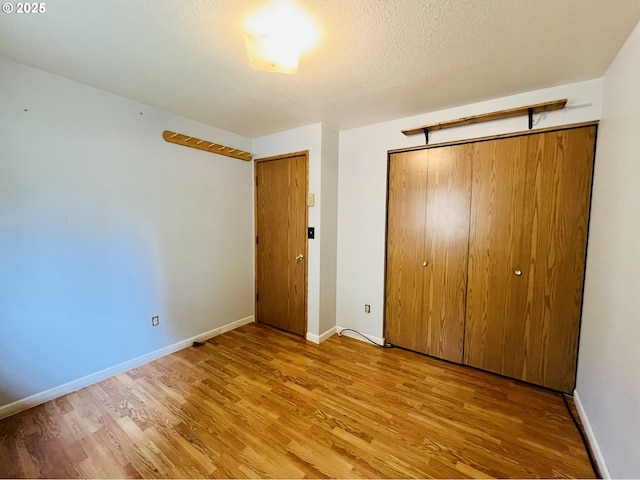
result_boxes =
[0,323,595,478]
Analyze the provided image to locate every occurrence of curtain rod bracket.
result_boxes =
[423,127,429,145]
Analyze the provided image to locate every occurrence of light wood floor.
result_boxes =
[0,323,595,478]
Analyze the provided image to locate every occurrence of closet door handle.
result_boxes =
[514,269,522,276]
[422,261,429,267]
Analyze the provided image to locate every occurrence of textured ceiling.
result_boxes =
[1,0,639,138]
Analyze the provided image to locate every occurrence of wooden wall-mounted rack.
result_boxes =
[162,130,252,161]
[402,99,568,144]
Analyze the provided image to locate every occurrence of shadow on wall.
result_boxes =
[0,213,167,407]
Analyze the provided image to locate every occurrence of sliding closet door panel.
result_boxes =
[465,126,596,392]
[421,145,471,362]
[464,137,530,375]
[519,126,595,392]
[385,151,429,353]
[385,146,470,361]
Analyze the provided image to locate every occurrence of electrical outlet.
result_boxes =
[152,316,159,326]
[364,304,370,313]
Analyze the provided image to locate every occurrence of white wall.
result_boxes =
[336,79,603,340]
[252,124,339,339]
[0,59,254,409]
[319,125,339,335]
[576,20,640,479]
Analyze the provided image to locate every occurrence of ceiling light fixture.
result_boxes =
[243,0,320,74]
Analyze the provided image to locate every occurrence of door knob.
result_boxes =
[422,261,428,267]
[296,254,304,261]
[515,269,522,276]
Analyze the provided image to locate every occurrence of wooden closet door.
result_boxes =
[464,136,531,376]
[465,127,595,392]
[385,146,470,362]
[518,127,595,392]
[385,151,430,353]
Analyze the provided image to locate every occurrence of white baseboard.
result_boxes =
[195,315,254,341]
[306,327,385,346]
[306,326,337,344]
[0,315,254,421]
[336,326,385,346]
[573,389,611,479]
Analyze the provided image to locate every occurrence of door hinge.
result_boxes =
[256,293,259,302]
[255,175,258,186]
[256,236,259,244]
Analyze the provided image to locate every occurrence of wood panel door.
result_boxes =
[385,145,471,362]
[385,151,429,353]
[255,152,308,336]
[517,127,595,392]
[464,126,596,392]
[464,136,531,379]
